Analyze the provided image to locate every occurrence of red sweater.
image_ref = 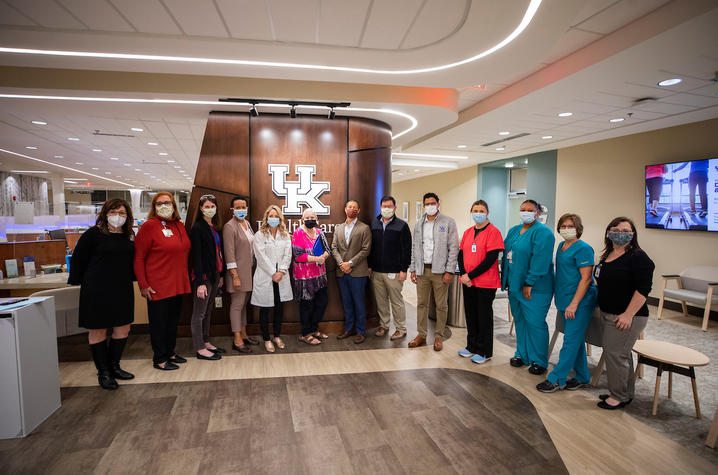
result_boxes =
[133,217,191,300]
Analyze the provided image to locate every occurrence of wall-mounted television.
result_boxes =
[645,158,717,231]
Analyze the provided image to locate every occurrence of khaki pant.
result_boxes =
[601,310,648,402]
[229,291,251,332]
[416,269,449,338]
[371,271,406,333]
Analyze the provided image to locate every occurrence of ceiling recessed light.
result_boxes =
[110,157,119,160]
[413,169,420,172]
[134,168,141,171]
[92,148,102,152]
[495,147,505,151]
[541,135,552,139]
[31,120,47,125]
[159,152,168,156]
[504,162,514,168]
[456,145,467,149]
[173,166,181,168]
[499,131,510,135]
[147,142,158,146]
[167,160,175,163]
[124,163,131,167]
[144,172,150,175]
[75,162,83,165]
[657,78,682,87]
[609,118,625,123]
[25,146,37,150]
[557,112,572,117]
[105,172,112,175]
[54,155,64,158]
[131,127,143,132]
[67,137,79,141]
[91,167,99,170]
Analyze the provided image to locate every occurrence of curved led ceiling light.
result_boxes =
[0,94,417,140]
[0,1,541,75]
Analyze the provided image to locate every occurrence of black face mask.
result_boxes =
[304,219,318,229]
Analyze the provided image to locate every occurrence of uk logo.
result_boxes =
[268,164,331,215]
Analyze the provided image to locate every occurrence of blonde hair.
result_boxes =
[259,205,289,237]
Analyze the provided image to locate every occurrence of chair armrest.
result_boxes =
[662,275,681,279]
[708,282,718,287]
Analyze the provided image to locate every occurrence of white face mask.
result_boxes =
[202,207,216,218]
[156,204,173,219]
[519,211,536,224]
[380,207,394,219]
[559,228,577,240]
[425,204,438,216]
[107,215,126,228]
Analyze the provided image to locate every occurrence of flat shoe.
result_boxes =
[169,355,187,364]
[153,361,179,371]
[597,400,627,410]
[209,346,226,354]
[353,334,366,344]
[232,343,252,353]
[197,352,221,360]
[272,337,286,349]
[599,394,632,404]
[243,337,260,346]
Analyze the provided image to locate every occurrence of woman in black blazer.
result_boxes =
[189,194,226,360]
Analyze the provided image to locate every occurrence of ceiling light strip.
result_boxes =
[0,148,134,187]
[0,1,541,75]
[0,94,417,140]
[392,152,467,160]
[391,159,458,169]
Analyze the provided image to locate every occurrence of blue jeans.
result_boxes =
[548,306,594,385]
[337,274,368,335]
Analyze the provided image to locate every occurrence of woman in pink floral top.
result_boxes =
[292,208,330,345]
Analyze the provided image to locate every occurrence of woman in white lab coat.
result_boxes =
[250,205,293,352]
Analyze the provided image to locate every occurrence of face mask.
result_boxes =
[156,204,173,219]
[519,211,536,224]
[559,228,577,240]
[304,219,317,229]
[425,205,438,216]
[346,209,358,219]
[233,209,247,220]
[202,207,216,218]
[267,217,280,228]
[380,207,394,219]
[471,213,487,224]
[608,231,633,246]
[108,215,126,228]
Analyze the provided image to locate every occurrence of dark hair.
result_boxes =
[521,199,540,213]
[557,213,584,238]
[230,195,249,208]
[196,194,219,227]
[147,191,181,221]
[345,199,360,208]
[600,216,641,262]
[380,196,396,206]
[470,200,489,212]
[423,192,439,204]
[96,198,134,237]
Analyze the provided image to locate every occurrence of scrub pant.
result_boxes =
[462,286,496,358]
[337,274,368,335]
[508,291,552,368]
[547,305,594,385]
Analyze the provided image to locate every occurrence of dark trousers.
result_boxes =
[259,282,284,341]
[147,295,182,364]
[462,286,496,357]
[688,171,708,212]
[337,274,368,335]
[190,278,219,352]
[646,177,663,203]
[299,287,328,337]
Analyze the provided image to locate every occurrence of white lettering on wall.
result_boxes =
[268,164,330,215]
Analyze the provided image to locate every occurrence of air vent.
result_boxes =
[632,97,657,106]
[481,132,530,147]
[93,129,134,137]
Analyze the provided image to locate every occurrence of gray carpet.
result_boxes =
[493,300,718,466]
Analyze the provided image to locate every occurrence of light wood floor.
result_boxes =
[55,309,718,475]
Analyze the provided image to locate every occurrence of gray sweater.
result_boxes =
[409,212,459,276]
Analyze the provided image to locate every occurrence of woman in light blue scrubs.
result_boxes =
[537,213,597,393]
[501,199,555,375]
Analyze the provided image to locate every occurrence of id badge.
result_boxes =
[471,243,477,253]
[162,228,174,237]
[507,250,513,263]
[388,273,397,280]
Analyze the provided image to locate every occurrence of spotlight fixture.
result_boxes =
[290,106,297,119]
[328,108,335,120]
[250,105,259,117]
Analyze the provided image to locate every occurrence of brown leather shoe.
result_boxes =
[390,331,406,341]
[433,337,443,352]
[337,330,356,340]
[353,334,366,344]
[375,327,388,337]
[408,335,426,348]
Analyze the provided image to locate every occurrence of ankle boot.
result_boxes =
[90,341,118,390]
[108,337,134,380]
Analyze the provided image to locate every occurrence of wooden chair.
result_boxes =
[657,266,718,331]
[706,405,718,448]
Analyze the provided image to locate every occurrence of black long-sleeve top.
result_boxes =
[595,249,655,316]
[367,215,412,273]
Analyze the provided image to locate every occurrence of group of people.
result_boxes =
[69,190,654,411]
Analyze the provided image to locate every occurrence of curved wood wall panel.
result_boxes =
[348,117,392,151]
[193,112,250,194]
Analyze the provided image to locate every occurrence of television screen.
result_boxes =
[645,158,718,231]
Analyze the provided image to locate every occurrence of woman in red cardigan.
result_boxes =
[134,192,191,370]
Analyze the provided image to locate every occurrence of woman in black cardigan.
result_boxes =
[189,194,226,360]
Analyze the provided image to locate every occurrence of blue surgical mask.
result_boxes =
[267,217,280,228]
[234,209,247,220]
[471,213,487,224]
[607,231,633,246]
[520,211,536,224]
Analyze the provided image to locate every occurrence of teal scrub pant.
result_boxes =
[508,291,552,368]
[547,305,594,385]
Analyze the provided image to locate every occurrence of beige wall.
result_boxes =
[392,167,478,232]
[556,118,718,298]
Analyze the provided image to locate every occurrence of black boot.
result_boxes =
[90,341,118,390]
[109,337,135,380]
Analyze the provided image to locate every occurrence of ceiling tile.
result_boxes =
[541,28,603,64]
[576,0,670,34]
[109,0,183,35]
[162,0,229,37]
[317,0,371,47]
[0,2,37,26]
[659,93,718,108]
[216,0,273,40]
[5,0,87,29]
[268,0,318,43]
[401,0,466,49]
[360,0,424,50]
[631,100,696,114]
[59,0,135,32]
[570,0,619,27]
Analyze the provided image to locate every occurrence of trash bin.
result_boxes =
[446,273,466,328]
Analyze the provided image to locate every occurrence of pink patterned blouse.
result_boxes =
[291,227,328,300]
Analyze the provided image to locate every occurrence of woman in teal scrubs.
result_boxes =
[537,213,597,392]
[501,199,555,375]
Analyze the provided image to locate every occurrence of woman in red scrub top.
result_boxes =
[457,200,504,364]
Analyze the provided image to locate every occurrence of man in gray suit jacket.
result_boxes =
[331,199,372,343]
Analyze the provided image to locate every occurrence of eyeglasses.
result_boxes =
[609,229,633,234]
[200,194,216,200]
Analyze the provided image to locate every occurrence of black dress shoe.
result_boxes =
[111,365,135,380]
[233,343,252,353]
[528,363,547,375]
[169,354,187,364]
[599,394,633,404]
[197,352,221,360]
[97,370,118,390]
[243,337,260,346]
[337,330,356,340]
[209,346,226,354]
[597,400,627,410]
[510,357,525,367]
[153,361,179,371]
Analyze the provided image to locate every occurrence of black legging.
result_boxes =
[688,171,708,212]
[646,177,663,204]
[259,282,284,341]
[462,286,497,357]
[299,287,328,336]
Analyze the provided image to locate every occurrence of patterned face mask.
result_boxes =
[607,231,633,246]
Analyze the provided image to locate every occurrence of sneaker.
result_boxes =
[458,349,473,358]
[470,354,491,364]
[536,380,564,393]
[528,363,547,375]
[510,357,525,367]
[565,378,589,391]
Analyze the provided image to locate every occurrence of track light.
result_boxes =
[290,106,297,118]
[328,108,335,120]
[250,105,259,117]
